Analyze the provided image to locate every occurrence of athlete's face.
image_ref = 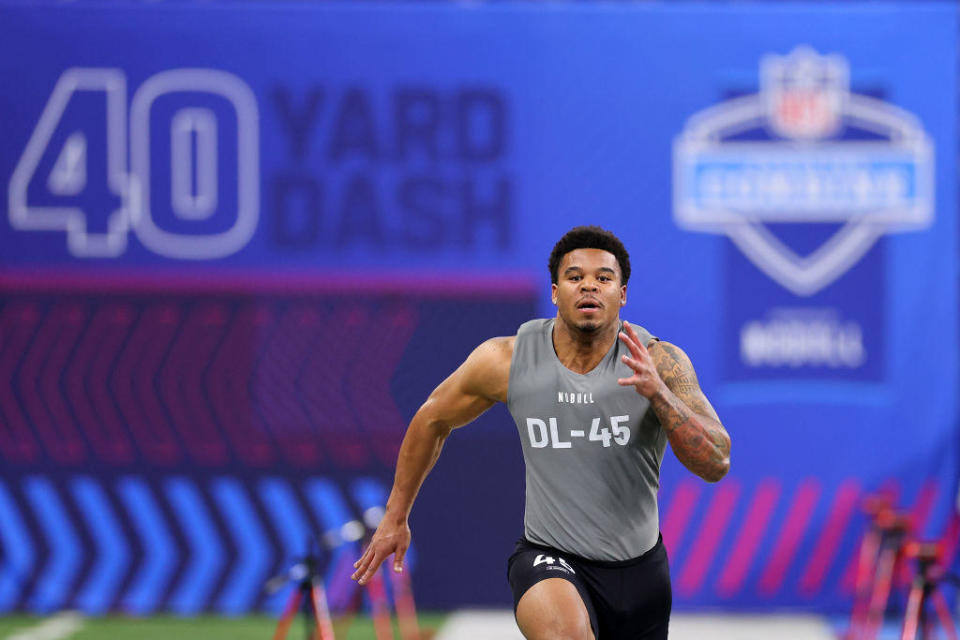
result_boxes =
[552,248,626,334]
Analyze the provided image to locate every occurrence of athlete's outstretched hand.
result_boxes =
[352,518,410,585]
[617,322,666,399]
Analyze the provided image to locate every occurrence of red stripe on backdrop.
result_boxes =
[799,480,861,596]
[716,479,780,597]
[297,307,372,469]
[25,303,89,464]
[159,304,230,466]
[909,482,940,537]
[758,479,821,596]
[115,304,184,466]
[661,480,702,557]
[207,307,276,467]
[348,305,419,466]
[65,304,137,464]
[0,303,42,463]
[676,480,740,597]
[940,513,960,569]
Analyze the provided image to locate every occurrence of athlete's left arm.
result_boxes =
[618,323,731,483]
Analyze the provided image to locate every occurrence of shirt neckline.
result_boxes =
[547,318,622,378]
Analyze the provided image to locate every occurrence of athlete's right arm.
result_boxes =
[351,336,513,585]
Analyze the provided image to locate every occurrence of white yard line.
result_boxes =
[434,610,524,640]
[669,613,836,639]
[435,610,836,640]
[5,612,84,640]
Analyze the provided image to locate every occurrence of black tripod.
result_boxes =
[267,539,336,640]
[900,541,959,640]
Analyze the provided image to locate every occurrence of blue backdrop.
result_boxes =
[0,1,956,614]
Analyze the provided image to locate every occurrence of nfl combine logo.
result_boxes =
[673,46,933,297]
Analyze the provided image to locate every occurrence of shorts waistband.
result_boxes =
[519,533,664,569]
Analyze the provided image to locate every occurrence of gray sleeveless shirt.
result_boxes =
[506,318,667,561]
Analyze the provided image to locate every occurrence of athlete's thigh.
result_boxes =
[516,578,594,640]
[507,542,597,640]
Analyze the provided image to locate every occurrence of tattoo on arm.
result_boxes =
[649,342,731,482]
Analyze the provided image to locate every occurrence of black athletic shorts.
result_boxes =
[506,535,671,640]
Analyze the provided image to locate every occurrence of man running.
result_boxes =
[353,226,731,639]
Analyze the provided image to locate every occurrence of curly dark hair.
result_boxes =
[548,226,631,285]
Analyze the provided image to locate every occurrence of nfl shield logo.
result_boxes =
[762,46,847,140]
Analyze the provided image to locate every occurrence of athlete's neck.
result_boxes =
[552,317,620,374]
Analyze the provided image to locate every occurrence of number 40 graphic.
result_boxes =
[8,68,260,258]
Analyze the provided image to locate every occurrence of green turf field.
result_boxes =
[0,613,448,639]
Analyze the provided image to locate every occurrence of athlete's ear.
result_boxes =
[551,282,558,305]
[620,285,627,306]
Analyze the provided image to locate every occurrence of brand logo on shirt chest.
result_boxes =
[557,391,595,404]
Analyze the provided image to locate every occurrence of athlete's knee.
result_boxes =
[519,615,593,640]
[538,616,593,640]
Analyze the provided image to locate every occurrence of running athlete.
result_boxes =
[353,226,731,639]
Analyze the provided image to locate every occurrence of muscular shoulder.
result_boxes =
[460,336,514,403]
[473,335,515,362]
